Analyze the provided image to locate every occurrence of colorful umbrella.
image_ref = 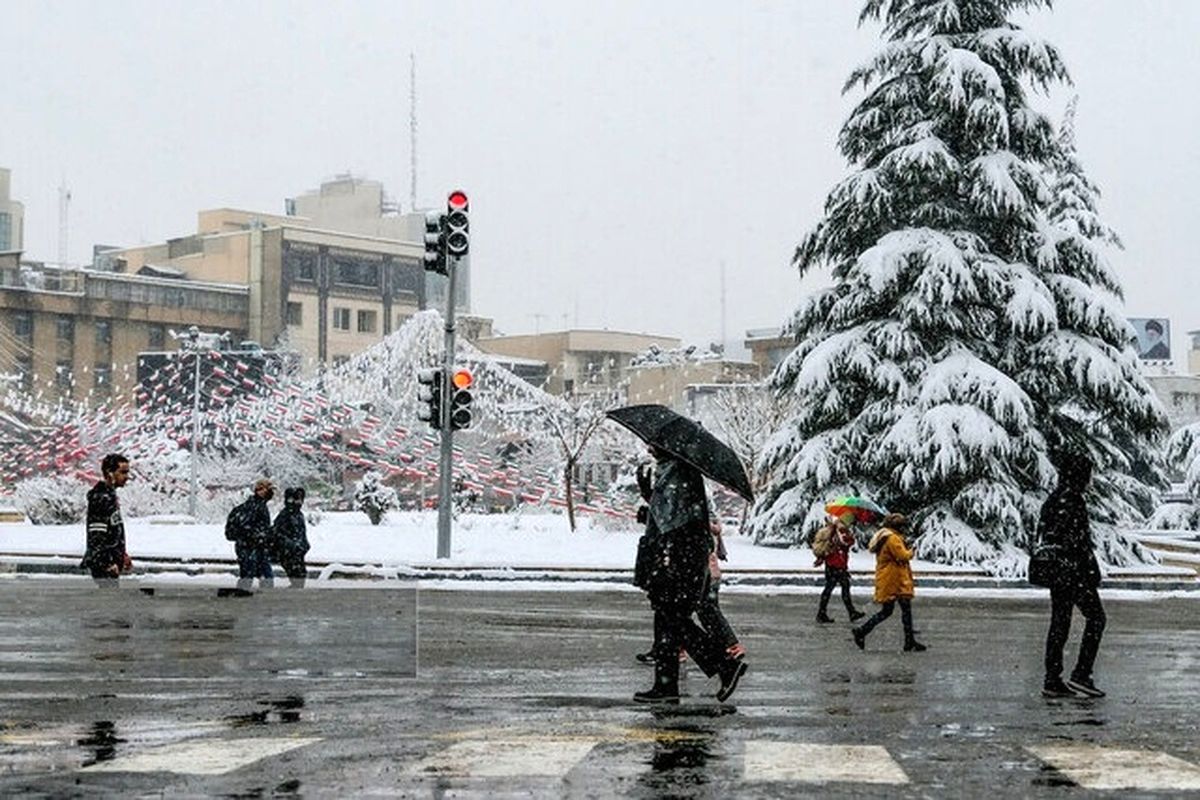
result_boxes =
[825,496,887,524]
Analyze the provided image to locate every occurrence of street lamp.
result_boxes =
[169,326,229,519]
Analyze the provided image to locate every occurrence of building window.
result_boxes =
[55,360,72,392]
[148,324,166,350]
[287,302,303,326]
[56,316,74,342]
[12,311,32,341]
[16,355,32,391]
[94,364,111,393]
[357,309,377,333]
[332,254,381,288]
[0,212,10,251]
[332,355,350,368]
[285,243,318,282]
[95,320,112,345]
[332,307,351,331]
[395,313,411,330]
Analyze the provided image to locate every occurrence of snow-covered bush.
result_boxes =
[354,471,398,525]
[1155,423,1200,530]
[14,475,89,525]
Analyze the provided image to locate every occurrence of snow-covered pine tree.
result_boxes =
[752,0,1162,573]
[1027,97,1167,562]
[1153,422,1200,529]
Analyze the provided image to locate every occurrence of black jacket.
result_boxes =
[636,458,712,611]
[272,505,309,562]
[1036,485,1101,589]
[231,495,273,547]
[82,481,125,570]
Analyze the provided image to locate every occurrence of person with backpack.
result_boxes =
[227,479,275,591]
[814,512,866,624]
[273,487,310,588]
[852,513,926,652]
[1038,452,1107,699]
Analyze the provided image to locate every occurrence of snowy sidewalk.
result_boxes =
[0,512,1195,591]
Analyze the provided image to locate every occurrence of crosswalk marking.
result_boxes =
[403,736,601,779]
[743,742,910,784]
[1026,744,1200,791]
[81,736,321,775]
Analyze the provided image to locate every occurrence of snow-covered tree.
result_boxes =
[752,0,1164,573]
[354,471,399,525]
[1028,96,1168,560]
[1153,423,1200,529]
[13,475,88,525]
[544,389,621,531]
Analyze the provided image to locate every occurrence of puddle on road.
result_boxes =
[77,720,126,766]
[226,695,306,728]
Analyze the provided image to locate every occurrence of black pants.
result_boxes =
[1045,584,1106,682]
[857,598,915,642]
[817,566,856,616]
[696,579,738,651]
[652,604,725,690]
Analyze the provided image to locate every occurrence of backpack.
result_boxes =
[811,525,835,559]
[224,500,252,542]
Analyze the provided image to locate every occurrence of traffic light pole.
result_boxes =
[436,253,462,559]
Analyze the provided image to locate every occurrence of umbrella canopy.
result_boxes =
[605,404,753,503]
[825,495,888,524]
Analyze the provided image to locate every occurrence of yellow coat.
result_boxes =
[868,528,914,603]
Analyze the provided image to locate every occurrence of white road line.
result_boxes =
[743,742,910,784]
[81,736,321,775]
[403,736,601,779]
[1027,744,1200,791]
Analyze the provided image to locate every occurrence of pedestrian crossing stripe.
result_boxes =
[81,737,322,775]
[743,742,910,784]
[402,736,603,779]
[1026,744,1200,791]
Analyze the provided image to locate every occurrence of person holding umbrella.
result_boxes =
[608,405,752,704]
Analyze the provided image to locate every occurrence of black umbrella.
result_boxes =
[606,404,754,503]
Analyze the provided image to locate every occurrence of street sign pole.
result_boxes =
[435,252,460,559]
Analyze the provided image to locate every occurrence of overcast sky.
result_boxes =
[5,1,1200,361]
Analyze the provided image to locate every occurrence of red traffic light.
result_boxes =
[451,368,473,390]
[448,190,469,210]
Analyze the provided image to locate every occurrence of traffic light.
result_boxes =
[449,368,474,430]
[416,367,443,429]
[446,190,469,258]
[424,211,446,275]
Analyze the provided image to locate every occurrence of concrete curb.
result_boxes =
[1,553,1196,592]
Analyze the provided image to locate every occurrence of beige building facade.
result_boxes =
[478,329,680,396]
[0,251,247,404]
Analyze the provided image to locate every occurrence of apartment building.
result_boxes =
[0,168,24,253]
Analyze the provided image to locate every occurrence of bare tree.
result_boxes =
[707,382,791,508]
[544,389,622,531]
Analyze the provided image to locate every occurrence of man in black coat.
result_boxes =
[273,487,310,588]
[82,453,131,585]
[634,448,747,704]
[231,479,275,591]
[1039,452,1107,699]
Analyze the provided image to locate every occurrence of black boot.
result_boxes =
[716,659,747,702]
[815,612,835,624]
[634,682,680,703]
[903,639,927,652]
[849,609,866,621]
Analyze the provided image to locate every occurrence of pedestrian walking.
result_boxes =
[81,453,131,586]
[226,479,275,591]
[273,487,310,588]
[852,513,926,652]
[697,514,745,659]
[634,447,747,704]
[1038,452,1107,699]
[814,512,866,624]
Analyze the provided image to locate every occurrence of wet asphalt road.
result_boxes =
[0,579,1198,798]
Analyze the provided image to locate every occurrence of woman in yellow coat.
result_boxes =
[852,513,927,652]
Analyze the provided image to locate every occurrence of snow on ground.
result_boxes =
[0,511,968,573]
